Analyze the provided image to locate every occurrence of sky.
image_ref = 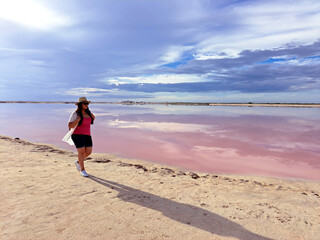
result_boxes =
[0,0,319,103]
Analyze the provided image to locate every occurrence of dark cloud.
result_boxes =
[102,41,320,93]
[174,40,320,74]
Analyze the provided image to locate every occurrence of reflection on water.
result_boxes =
[1,103,319,181]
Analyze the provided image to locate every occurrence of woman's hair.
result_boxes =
[76,102,94,126]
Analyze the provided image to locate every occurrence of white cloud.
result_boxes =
[194,0,320,60]
[159,45,193,64]
[28,60,46,66]
[194,49,240,60]
[58,87,153,101]
[286,57,320,66]
[62,87,118,96]
[196,30,318,60]
[0,47,42,54]
[103,74,210,85]
[0,0,72,30]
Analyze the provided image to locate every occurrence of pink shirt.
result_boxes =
[73,117,91,135]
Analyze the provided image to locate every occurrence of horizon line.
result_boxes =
[0,101,319,106]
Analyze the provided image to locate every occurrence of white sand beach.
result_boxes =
[1,135,319,240]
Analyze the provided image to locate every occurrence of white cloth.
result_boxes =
[62,111,79,145]
[62,127,76,145]
[68,111,78,123]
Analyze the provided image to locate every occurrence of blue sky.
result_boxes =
[0,0,319,103]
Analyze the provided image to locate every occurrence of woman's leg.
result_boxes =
[84,147,92,159]
[76,147,92,171]
[76,147,86,171]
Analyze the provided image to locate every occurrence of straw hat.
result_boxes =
[75,97,91,105]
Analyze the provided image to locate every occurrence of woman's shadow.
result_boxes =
[89,175,273,240]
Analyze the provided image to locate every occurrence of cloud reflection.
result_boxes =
[92,106,320,181]
[106,119,211,133]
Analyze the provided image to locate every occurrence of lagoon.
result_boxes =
[1,103,319,181]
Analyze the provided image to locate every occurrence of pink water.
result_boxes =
[1,103,319,181]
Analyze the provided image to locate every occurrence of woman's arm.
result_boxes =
[91,113,95,120]
[68,117,80,130]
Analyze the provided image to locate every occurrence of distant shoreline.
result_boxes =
[0,101,319,108]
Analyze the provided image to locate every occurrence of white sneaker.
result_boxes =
[80,170,89,177]
[74,160,81,171]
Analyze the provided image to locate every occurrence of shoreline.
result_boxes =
[1,101,320,108]
[1,135,320,239]
[2,135,319,183]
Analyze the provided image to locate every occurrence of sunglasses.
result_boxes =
[83,102,89,105]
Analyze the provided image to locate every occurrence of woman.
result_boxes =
[68,97,95,177]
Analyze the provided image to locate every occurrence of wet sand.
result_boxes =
[1,135,319,240]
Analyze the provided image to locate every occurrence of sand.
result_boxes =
[0,135,319,240]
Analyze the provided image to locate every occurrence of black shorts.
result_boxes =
[71,134,93,149]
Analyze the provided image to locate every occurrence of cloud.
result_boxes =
[63,87,117,96]
[57,87,153,100]
[97,41,320,94]
[1,0,320,102]
[159,45,194,65]
[0,0,72,30]
[102,74,210,85]
[194,0,320,59]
